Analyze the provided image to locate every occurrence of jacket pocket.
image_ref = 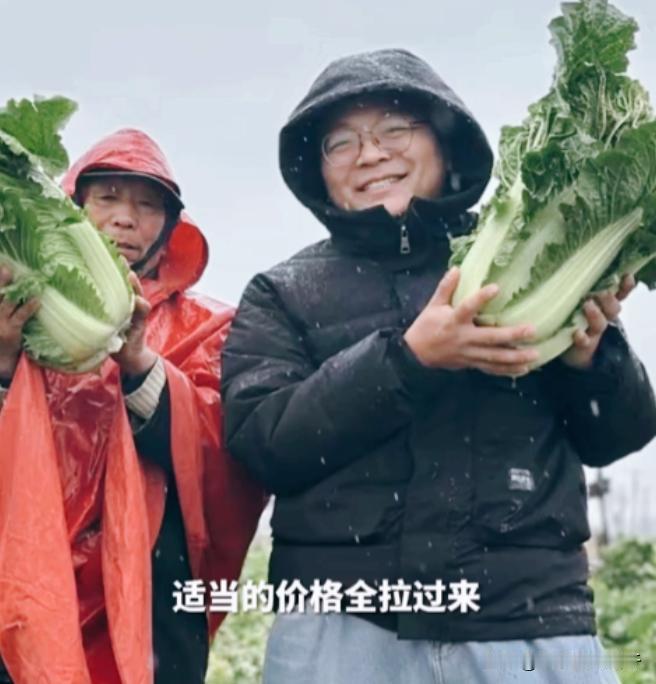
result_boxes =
[472,434,590,549]
[271,439,411,545]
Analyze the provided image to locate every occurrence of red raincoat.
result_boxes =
[0,130,266,683]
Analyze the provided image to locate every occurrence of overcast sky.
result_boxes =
[2,0,655,535]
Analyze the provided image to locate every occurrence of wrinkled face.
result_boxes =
[320,103,446,216]
[81,176,168,269]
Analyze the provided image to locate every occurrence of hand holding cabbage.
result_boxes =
[0,265,39,380]
[0,97,135,374]
[403,267,540,377]
[111,271,158,378]
[559,272,635,368]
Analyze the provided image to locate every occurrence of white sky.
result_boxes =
[2,0,655,536]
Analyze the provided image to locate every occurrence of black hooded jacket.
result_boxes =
[221,49,656,641]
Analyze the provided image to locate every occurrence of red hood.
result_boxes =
[62,128,208,300]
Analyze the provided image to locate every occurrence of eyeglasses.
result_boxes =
[321,115,428,167]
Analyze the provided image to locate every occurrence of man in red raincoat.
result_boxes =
[0,129,265,683]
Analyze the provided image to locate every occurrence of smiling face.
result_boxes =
[319,101,447,216]
[80,175,168,270]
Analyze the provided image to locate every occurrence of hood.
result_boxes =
[62,128,208,299]
[279,48,494,240]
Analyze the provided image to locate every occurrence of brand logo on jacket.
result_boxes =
[508,468,535,492]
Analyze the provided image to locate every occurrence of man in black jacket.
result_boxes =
[221,49,656,683]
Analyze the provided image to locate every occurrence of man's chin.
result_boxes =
[381,198,410,217]
[351,196,410,217]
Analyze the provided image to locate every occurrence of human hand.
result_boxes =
[403,267,538,377]
[561,274,636,370]
[111,271,157,378]
[0,266,40,381]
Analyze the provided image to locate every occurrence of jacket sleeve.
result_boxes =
[122,358,173,474]
[545,322,656,467]
[221,274,448,496]
[130,384,173,474]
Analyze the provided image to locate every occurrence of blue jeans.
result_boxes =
[263,612,621,684]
